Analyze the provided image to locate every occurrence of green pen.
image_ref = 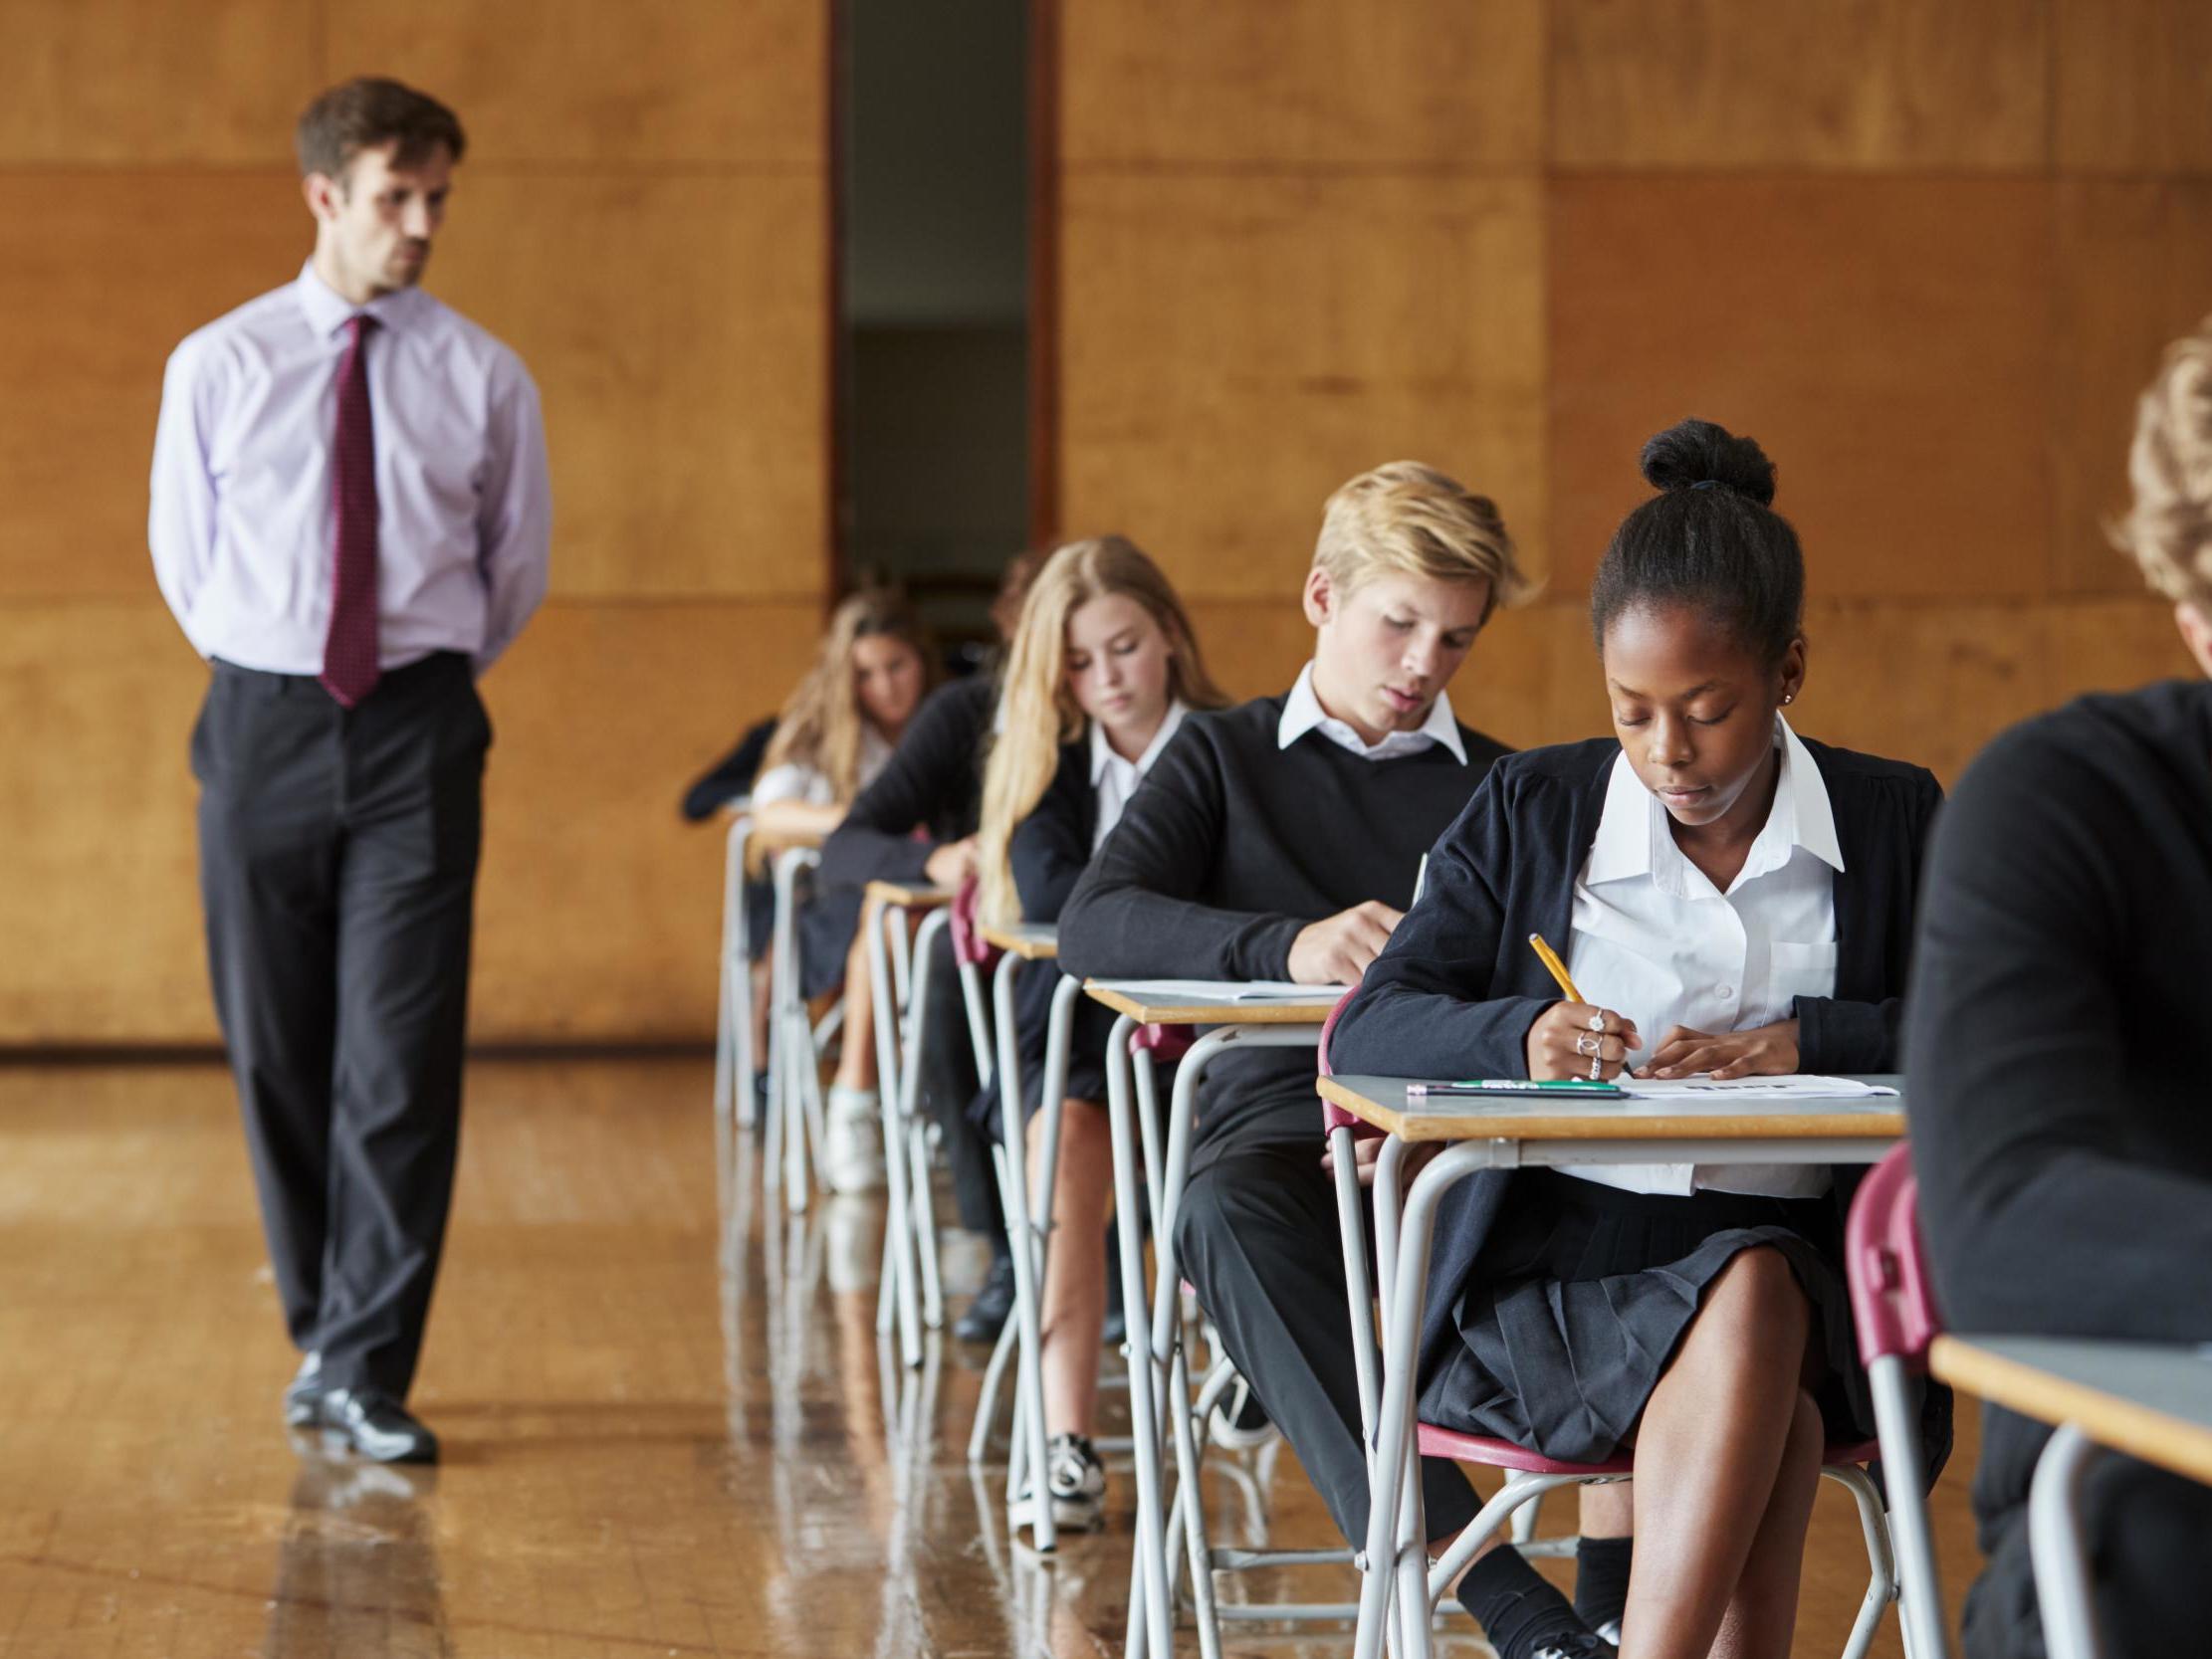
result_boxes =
[1405,1079,1626,1099]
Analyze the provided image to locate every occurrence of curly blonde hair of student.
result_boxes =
[977,537,1227,929]
[760,587,936,807]
[2115,320,2212,610]
[1312,460,1535,626]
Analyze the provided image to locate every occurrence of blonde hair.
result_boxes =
[760,587,936,807]
[2114,319,2212,610]
[1312,460,1534,625]
[977,537,1227,928]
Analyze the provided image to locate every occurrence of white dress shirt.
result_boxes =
[1558,717,1842,1198]
[149,261,552,676]
[1277,663,1468,765]
[752,725,894,809]
[1089,701,1188,850]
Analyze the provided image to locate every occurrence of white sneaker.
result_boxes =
[1207,1373,1277,1451]
[1010,1432,1107,1533]
[821,1087,885,1193]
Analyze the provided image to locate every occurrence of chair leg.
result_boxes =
[2028,1423,2105,1659]
[1823,1464,1899,1659]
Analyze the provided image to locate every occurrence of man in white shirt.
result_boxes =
[148,78,551,1464]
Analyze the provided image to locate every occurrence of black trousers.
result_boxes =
[193,653,487,1399]
[1177,1126,1479,1548]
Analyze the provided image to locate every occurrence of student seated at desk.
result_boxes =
[820,552,1041,1338]
[1055,464,1526,1542]
[972,534,1228,1528]
[1906,324,2212,1659]
[1331,420,1942,1659]
[742,588,934,1191]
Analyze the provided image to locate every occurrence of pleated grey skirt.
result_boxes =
[1418,1167,1866,1464]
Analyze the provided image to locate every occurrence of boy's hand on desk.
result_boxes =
[1526,1001,1640,1080]
[1635,1019,1799,1081]
[923,836,978,888]
[1289,901,1403,985]
[1321,1132,1439,1187]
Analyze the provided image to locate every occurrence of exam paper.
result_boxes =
[1099,979,1343,1002]
[1613,1074,1898,1101]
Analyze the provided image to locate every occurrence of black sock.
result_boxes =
[1574,1534,1633,1636]
[1455,1546,1587,1659]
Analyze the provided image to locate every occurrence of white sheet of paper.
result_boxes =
[1613,1074,1898,1101]
[1100,978,1343,1002]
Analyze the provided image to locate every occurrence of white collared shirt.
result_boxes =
[1090,701,1188,850]
[1276,663,1467,765]
[752,724,894,809]
[1558,717,1842,1198]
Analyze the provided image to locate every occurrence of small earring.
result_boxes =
[1782,694,1795,705]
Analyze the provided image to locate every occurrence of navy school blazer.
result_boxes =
[1329,734,1945,1401]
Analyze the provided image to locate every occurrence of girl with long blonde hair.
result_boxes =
[752,587,936,1191]
[973,534,1226,1531]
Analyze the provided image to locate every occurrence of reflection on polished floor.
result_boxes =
[0,1058,1981,1656]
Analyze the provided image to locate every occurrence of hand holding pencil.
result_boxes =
[1522,933,1641,1081]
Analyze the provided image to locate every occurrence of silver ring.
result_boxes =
[1574,1032,1595,1057]
[1589,1054,1603,1081]
[1587,1012,1606,1033]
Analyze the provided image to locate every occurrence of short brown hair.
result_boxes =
[1313,461,1534,626]
[296,78,466,180]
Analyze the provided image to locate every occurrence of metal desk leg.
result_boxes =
[1107,1015,1173,1659]
[866,900,921,1367]
[2030,1423,2105,1659]
[900,909,950,1333]
[991,951,1055,1548]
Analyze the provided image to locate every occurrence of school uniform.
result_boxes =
[1058,669,1510,1546]
[751,725,892,999]
[968,704,1189,1133]
[1906,681,2212,1658]
[1332,721,1946,1485]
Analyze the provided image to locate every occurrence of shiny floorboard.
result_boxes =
[0,1058,1984,1656]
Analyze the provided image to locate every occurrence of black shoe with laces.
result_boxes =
[953,1250,1016,1343]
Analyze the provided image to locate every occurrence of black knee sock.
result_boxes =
[1574,1534,1633,1636]
[1455,1546,1588,1659]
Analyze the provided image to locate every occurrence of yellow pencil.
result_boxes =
[1527,933,1584,1003]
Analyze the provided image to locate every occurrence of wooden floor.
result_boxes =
[0,1058,1987,1657]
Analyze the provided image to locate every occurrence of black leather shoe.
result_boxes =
[1101,1302,1127,1349]
[953,1251,1017,1343]
[320,1388,440,1464]
[282,1352,326,1428]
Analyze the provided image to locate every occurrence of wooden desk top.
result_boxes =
[1082,979,1340,1026]
[863,880,953,909]
[1318,1074,1906,1145]
[980,923,1059,960]
[1932,1335,2212,1489]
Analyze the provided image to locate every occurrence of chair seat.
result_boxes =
[1136,1022,1194,1060]
[1416,1423,1881,1476]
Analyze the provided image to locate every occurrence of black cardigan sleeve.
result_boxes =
[679,716,776,821]
[1009,742,1092,925]
[818,679,986,890]
[1906,719,2212,1338]
[1056,724,1307,982]
[1328,763,1561,1081]
[1793,764,1945,1073]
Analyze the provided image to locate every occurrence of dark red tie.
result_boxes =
[322,313,380,708]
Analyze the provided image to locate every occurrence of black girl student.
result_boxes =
[818,550,1042,1341]
[1330,419,1944,1659]
[748,587,935,1193]
[970,534,1230,1530]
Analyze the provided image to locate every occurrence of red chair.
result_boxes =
[1320,996,1905,1659]
[1845,1142,1954,1659]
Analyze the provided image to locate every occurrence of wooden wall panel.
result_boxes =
[469,602,821,1043]
[1061,174,1546,599]
[2052,180,2212,594]
[1060,0,1543,167]
[0,0,318,164]
[330,1,824,166]
[1549,178,2051,601]
[1551,0,2050,170]
[2055,0,2212,171]
[432,173,827,601]
[0,174,307,599]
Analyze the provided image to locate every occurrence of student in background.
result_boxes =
[819,551,1042,1340]
[747,588,935,1191]
[971,534,1229,1528]
[1906,323,2212,1658]
[1056,462,1525,1544]
[1332,420,1942,1659]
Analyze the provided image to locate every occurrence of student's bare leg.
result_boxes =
[832,930,877,1093]
[1707,1386,1822,1658]
[1028,1094,1111,1434]
[1619,1247,1814,1659]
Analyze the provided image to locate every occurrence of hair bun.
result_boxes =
[1639,418,1777,507]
